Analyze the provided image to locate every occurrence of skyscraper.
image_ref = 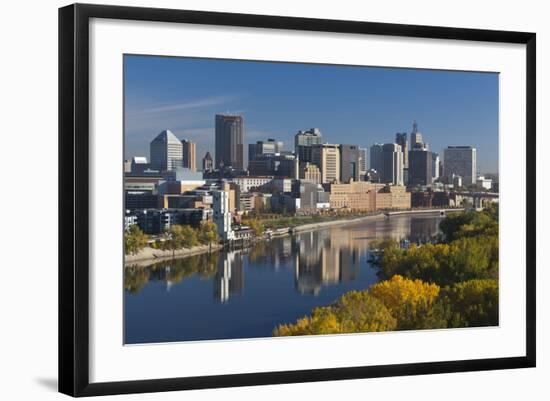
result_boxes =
[369,143,383,172]
[410,121,424,149]
[443,146,477,186]
[408,148,433,186]
[339,144,362,183]
[381,143,404,185]
[295,128,323,163]
[202,151,213,172]
[311,143,340,184]
[395,132,409,168]
[215,114,244,170]
[432,152,440,181]
[181,139,196,172]
[359,147,368,174]
[150,129,183,172]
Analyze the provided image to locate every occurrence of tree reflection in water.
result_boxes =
[124,252,219,294]
[124,216,443,299]
[124,215,446,343]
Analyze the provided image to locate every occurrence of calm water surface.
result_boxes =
[124,214,444,344]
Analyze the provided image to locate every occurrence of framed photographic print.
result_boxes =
[58,3,536,397]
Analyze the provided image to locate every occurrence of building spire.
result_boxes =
[412,120,418,133]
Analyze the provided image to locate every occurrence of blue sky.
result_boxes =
[124,55,499,173]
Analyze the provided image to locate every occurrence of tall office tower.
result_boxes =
[202,151,213,172]
[443,146,477,186]
[215,114,244,170]
[295,128,323,163]
[311,143,341,184]
[150,129,183,172]
[432,152,440,180]
[180,139,196,171]
[359,147,368,174]
[369,143,383,172]
[410,121,424,149]
[395,132,409,168]
[248,138,283,161]
[380,143,404,185]
[339,144,362,183]
[408,148,433,186]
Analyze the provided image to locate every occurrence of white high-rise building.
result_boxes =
[213,190,234,241]
[432,152,440,180]
[150,130,183,172]
[395,133,409,168]
[443,146,477,186]
[311,143,341,184]
[381,143,404,186]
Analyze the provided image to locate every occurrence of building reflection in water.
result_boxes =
[213,251,244,303]
[125,215,444,300]
[292,216,443,296]
[294,228,362,295]
[247,235,294,270]
[165,266,174,292]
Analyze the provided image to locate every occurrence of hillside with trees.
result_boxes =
[274,205,499,336]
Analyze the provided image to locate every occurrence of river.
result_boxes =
[124,213,444,344]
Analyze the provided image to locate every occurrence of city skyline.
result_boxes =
[124,54,499,173]
[123,54,501,345]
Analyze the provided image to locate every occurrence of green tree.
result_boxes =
[439,206,498,242]
[369,238,399,251]
[124,225,148,255]
[378,235,498,287]
[246,219,265,237]
[164,225,199,257]
[442,279,499,328]
[198,221,219,251]
[179,225,199,248]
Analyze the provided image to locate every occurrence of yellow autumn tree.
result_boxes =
[273,291,396,336]
[369,275,446,330]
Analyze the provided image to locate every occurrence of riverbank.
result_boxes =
[384,208,464,217]
[125,209,455,265]
[124,211,452,343]
[292,212,386,233]
[125,243,223,265]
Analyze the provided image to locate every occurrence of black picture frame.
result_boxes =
[58,3,536,397]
